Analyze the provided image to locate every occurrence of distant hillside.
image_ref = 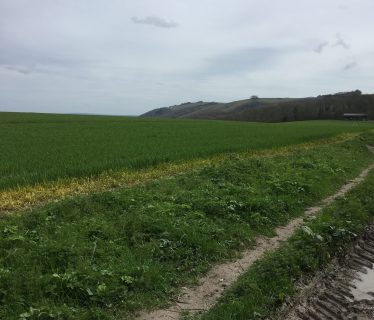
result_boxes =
[141,91,374,122]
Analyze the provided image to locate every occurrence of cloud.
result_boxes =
[0,47,92,78]
[343,62,357,70]
[314,41,329,53]
[131,16,179,28]
[333,33,350,49]
[314,34,349,54]
[2,64,33,75]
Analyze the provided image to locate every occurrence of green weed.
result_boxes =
[199,166,374,320]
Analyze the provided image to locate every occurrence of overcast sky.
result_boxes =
[0,0,373,115]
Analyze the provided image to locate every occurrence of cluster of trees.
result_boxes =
[237,92,373,122]
[319,90,362,97]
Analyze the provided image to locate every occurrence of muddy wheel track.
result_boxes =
[279,226,374,320]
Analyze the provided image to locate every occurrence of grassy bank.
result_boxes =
[0,134,373,319]
[198,157,374,319]
[1,112,373,191]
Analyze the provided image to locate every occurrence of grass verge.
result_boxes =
[197,159,374,320]
[0,134,373,319]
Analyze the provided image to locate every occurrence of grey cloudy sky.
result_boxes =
[0,0,373,115]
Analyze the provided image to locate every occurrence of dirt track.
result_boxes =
[277,226,374,320]
[135,149,374,320]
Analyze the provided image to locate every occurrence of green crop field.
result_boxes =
[0,112,373,191]
[1,112,374,319]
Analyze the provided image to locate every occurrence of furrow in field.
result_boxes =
[135,148,374,320]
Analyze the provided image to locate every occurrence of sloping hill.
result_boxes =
[141,91,374,122]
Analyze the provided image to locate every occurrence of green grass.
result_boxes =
[198,166,374,320]
[0,134,373,319]
[0,111,373,190]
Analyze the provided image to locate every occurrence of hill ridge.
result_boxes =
[141,90,374,122]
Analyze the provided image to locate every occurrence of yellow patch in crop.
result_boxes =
[0,132,361,213]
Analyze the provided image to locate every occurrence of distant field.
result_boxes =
[0,112,373,190]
